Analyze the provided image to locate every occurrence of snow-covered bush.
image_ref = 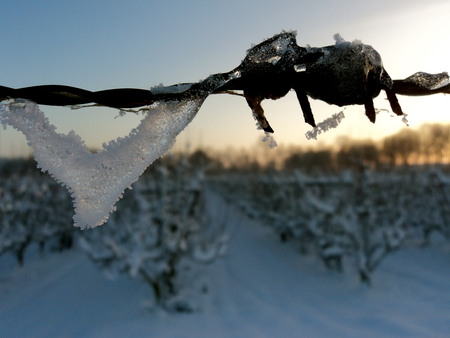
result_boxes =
[0,159,75,265]
[402,167,450,243]
[330,167,408,283]
[79,158,227,311]
[215,166,450,284]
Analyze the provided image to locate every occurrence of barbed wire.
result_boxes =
[0,75,448,108]
[1,31,448,133]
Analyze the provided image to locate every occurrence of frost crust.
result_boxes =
[0,97,207,228]
[306,111,346,140]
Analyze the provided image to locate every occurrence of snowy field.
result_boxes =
[0,200,449,338]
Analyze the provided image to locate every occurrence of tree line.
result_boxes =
[190,122,450,174]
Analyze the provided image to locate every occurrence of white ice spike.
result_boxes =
[0,97,207,228]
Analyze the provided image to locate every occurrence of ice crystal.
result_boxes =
[306,111,346,140]
[0,96,207,228]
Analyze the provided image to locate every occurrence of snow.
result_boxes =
[333,33,347,45]
[0,196,449,338]
[333,33,364,49]
[305,110,346,140]
[246,30,297,64]
[262,131,278,149]
[0,97,207,228]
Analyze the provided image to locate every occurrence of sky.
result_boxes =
[0,0,449,157]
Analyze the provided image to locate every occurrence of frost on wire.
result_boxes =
[0,96,207,228]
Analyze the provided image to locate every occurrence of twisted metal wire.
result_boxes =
[1,72,448,110]
[0,81,212,109]
[0,32,448,131]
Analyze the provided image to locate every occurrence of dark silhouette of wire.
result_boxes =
[1,31,448,133]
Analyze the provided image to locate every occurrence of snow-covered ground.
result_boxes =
[0,199,449,338]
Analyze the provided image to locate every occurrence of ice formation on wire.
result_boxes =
[262,132,278,149]
[402,72,449,91]
[0,96,207,228]
[252,111,279,148]
[150,83,194,94]
[305,111,346,140]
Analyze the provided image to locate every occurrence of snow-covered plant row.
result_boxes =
[0,157,227,311]
[0,160,74,265]
[212,167,450,284]
[79,158,228,312]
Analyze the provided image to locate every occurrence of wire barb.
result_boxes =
[1,32,448,134]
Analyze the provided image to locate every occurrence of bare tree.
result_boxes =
[419,124,450,163]
[382,129,420,166]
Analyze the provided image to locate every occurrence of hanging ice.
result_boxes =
[0,96,207,228]
[305,111,346,140]
[262,132,278,149]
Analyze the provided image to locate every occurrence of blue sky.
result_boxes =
[0,0,449,156]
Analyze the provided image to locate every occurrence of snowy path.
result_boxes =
[1,195,450,337]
